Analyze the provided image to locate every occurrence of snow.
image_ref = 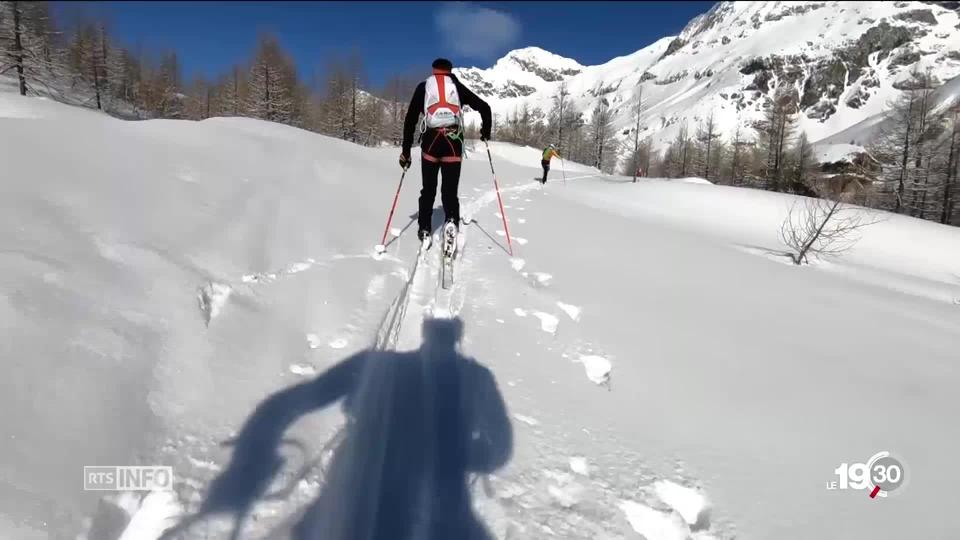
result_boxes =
[813,142,864,164]
[579,355,613,386]
[556,301,581,321]
[532,311,559,334]
[3,84,960,540]
[117,491,182,540]
[619,500,689,540]
[512,414,540,427]
[817,72,960,150]
[654,480,710,527]
[568,456,589,476]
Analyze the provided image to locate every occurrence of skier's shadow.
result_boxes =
[163,317,512,540]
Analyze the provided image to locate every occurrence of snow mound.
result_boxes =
[579,355,612,386]
[654,480,711,529]
[619,500,689,540]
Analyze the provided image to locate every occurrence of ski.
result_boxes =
[440,221,458,289]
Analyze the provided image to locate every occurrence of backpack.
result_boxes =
[423,74,462,130]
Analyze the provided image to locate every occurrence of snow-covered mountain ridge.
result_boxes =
[455,1,960,153]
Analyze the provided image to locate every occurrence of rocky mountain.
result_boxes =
[455,1,960,156]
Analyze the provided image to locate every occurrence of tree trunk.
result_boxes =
[233,69,239,115]
[264,64,270,120]
[94,69,102,110]
[12,1,27,96]
[632,89,642,182]
[896,95,915,213]
[796,199,842,264]
[942,112,959,224]
[351,77,358,143]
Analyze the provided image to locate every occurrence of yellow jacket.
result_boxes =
[542,147,560,161]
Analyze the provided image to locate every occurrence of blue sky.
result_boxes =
[52,1,715,87]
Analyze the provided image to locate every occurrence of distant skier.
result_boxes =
[400,58,492,245]
[540,144,561,184]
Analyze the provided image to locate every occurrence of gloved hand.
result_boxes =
[399,151,411,170]
[480,126,491,142]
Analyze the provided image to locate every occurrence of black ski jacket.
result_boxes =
[402,74,492,156]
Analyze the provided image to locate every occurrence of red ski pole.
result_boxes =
[377,167,408,252]
[483,141,514,257]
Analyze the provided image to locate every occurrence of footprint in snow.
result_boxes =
[532,272,552,286]
[513,308,558,335]
[328,338,348,349]
[289,363,317,376]
[306,334,323,349]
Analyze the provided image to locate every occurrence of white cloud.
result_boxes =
[434,2,521,60]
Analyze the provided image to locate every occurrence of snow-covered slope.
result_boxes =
[3,84,960,540]
[817,71,960,149]
[456,1,960,155]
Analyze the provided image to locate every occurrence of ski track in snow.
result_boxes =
[288,363,317,377]
[186,171,715,538]
[371,180,537,352]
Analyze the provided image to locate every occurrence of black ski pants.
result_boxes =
[419,128,463,232]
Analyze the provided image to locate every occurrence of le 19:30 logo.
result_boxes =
[827,451,906,498]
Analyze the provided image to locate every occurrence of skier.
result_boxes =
[400,58,492,245]
[540,144,561,184]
